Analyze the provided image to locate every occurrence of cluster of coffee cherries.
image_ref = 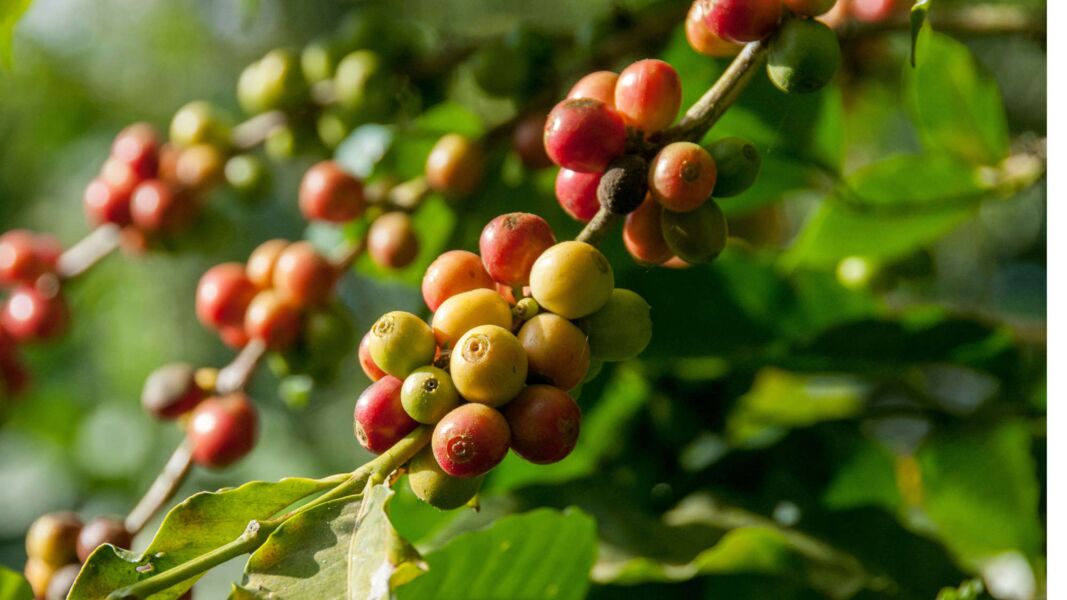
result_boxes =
[22,512,133,599]
[353,212,651,510]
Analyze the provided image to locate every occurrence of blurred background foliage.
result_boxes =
[0,0,1046,598]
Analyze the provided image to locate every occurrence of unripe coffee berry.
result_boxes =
[784,0,838,17]
[504,385,581,464]
[767,18,841,94]
[170,101,232,149]
[368,311,436,379]
[299,161,365,223]
[367,212,419,270]
[478,213,556,287]
[425,134,485,196]
[130,180,192,234]
[358,331,387,382]
[707,137,761,197]
[83,178,133,227]
[334,50,389,116]
[421,250,495,312]
[598,154,648,215]
[299,304,357,379]
[614,59,682,133]
[25,512,82,566]
[196,263,257,330]
[244,290,301,350]
[111,123,160,179]
[529,241,614,320]
[246,239,288,289]
[272,241,337,308]
[686,1,742,57]
[701,0,782,43]
[225,154,270,198]
[175,144,225,191]
[555,168,601,222]
[431,288,513,350]
[354,376,419,453]
[450,324,528,407]
[624,196,672,265]
[566,71,618,108]
[407,446,484,510]
[581,289,652,361]
[237,49,306,115]
[141,362,206,419]
[188,393,259,469]
[432,403,510,478]
[661,199,728,264]
[517,313,590,391]
[1,285,69,342]
[401,366,460,424]
[648,142,717,212]
[76,515,132,562]
[544,98,626,173]
[512,112,553,169]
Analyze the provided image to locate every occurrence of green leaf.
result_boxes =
[415,101,484,138]
[0,565,32,600]
[347,484,424,599]
[70,477,336,600]
[910,0,932,67]
[839,154,983,208]
[396,508,597,600]
[822,438,902,513]
[0,0,30,68]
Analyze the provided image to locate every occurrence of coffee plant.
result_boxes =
[0,0,1047,599]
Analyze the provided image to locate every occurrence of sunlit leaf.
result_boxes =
[0,0,30,68]
[0,565,31,600]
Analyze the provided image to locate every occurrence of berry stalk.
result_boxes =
[56,224,123,280]
[123,441,194,536]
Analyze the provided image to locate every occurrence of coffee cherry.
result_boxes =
[544,98,626,173]
[237,49,306,115]
[170,101,232,149]
[196,263,257,330]
[421,250,495,312]
[246,239,288,290]
[298,304,356,379]
[244,290,301,350]
[767,18,841,94]
[701,0,782,43]
[517,313,590,391]
[83,178,134,227]
[141,362,206,420]
[478,213,556,286]
[300,38,338,84]
[555,168,601,222]
[661,199,728,264]
[566,71,618,107]
[598,154,648,215]
[76,516,132,562]
[367,212,419,270]
[851,0,900,22]
[707,137,761,197]
[334,50,391,118]
[0,230,50,286]
[783,0,838,17]
[686,1,742,57]
[401,366,460,424]
[614,59,682,133]
[24,557,56,599]
[407,446,484,510]
[504,385,581,464]
[648,142,717,212]
[112,123,159,179]
[130,180,192,234]
[176,144,226,191]
[368,311,436,379]
[26,512,82,566]
[431,288,512,350]
[512,112,553,169]
[581,289,652,361]
[358,331,387,382]
[272,241,337,308]
[354,376,418,453]
[225,154,270,198]
[450,324,528,407]
[45,563,80,600]
[432,403,510,477]
[529,241,614,320]
[299,161,365,223]
[188,393,259,469]
[100,156,141,196]
[425,134,485,197]
[1,285,68,342]
[624,196,672,265]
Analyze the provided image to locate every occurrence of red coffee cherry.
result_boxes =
[851,0,900,22]
[358,331,387,382]
[25,511,82,566]
[83,178,133,227]
[0,348,30,396]
[246,239,288,289]
[783,0,838,17]
[353,376,418,454]
[196,263,257,330]
[648,142,717,212]
[425,134,486,197]
[686,1,742,57]
[432,403,510,478]
[32,235,63,273]
[188,393,259,469]
[1,285,69,342]
[504,385,581,464]
[701,0,782,43]
[555,168,601,222]
[219,324,251,350]
[367,212,419,270]
[272,241,337,308]
[624,196,672,265]
[517,313,590,391]
[566,71,618,107]
[141,362,206,420]
[421,250,495,312]
[543,98,626,173]
[511,112,553,169]
[478,213,556,286]
[130,180,192,234]
[614,59,682,133]
[111,123,160,180]
[76,515,132,562]
[100,157,141,199]
[244,290,301,350]
[0,230,52,286]
[299,161,365,223]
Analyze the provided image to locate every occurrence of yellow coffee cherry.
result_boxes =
[529,241,614,319]
[431,289,512,349]
[450,324,528,406]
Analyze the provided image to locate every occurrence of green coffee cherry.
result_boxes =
[661,199,728,264]
[581,289,652,362]
[401,366,460,424]
[317,109,352,150]
[301,38,340,84]
[170,101,232,149]
[708,137,761,198]
[767,18,841,95]
[407,446,484,510]
[334,50,393,120]
[264,125,297,161]
[584,359,604,383]
[368,311,436,379]
[237,49,307,115]
[301,304,357,379]
[225,154,270,199]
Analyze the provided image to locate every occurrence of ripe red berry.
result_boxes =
[421,250,495,312]
[504,385,581,464]
[478,213,556,286]
[244,290,301,350]
[367,212,419,270]
[219,324,251,349]
[196,263,257,330]
[76,516,132,562]
[188,393,259,469]
[83,178,133,227]
[141,362,206,420]
[299,161,365,223]
[358,331,387,382]
[111,123,160,180]
[272,241,337,308]
[648,142,717,212]
[0,230,51,286]
[100,157,141,199]
[851,0,900,22]
[543,98,626,173]
[432,403,510,478]
[511,112,553,169]
[1,285,68,342]
[614,59,682,133]
[566,71,618,107]
[425,134,486,197]
[554,169,601,222]
[686,1,742,57]
[701,0,782,43]
[130,180,192,234]
[624,196,672,265]
[246,239,288,289]
[353,376,419,453]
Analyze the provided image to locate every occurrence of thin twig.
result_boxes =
[57,224,122,279]
[215,338,268,395]
[124,441,194,536]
